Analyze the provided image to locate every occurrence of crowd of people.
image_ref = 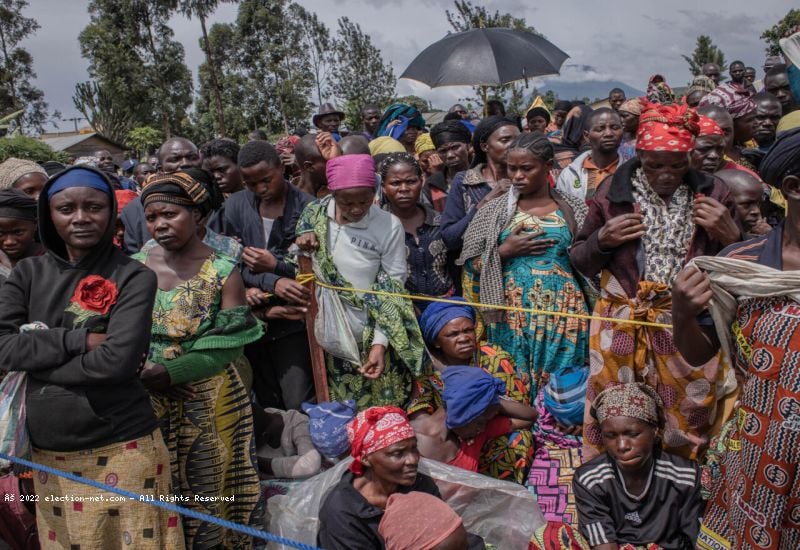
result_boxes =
[0,34,799,550]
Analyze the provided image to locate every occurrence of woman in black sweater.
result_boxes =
[0,167,185,549]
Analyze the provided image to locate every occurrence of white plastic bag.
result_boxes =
[266,457,545,549]
[312,257,361,365]
[0,371,29,469]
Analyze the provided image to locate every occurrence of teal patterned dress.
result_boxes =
[464,208,589,400]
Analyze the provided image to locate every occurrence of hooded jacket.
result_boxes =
[0,166,158,451]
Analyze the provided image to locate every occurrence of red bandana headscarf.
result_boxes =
[696,116,725,138]
[636,102,700,152]
[347,406,416,475]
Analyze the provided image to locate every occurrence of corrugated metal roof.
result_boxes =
[39,133,98,151]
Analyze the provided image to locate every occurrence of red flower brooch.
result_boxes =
[66,275,119,326]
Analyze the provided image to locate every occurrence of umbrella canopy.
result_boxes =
[400,27,569,88]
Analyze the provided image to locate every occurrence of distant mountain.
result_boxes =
[538,80,645,102]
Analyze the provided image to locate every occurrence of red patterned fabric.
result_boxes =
[636,102,700,152]
[347,406,416,474]
[696,116,724,138]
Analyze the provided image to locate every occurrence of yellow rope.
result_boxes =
[266,272,672,330]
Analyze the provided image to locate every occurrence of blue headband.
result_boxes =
[47,168,111,200]
[418,297,476,346]
[442,366,505,429]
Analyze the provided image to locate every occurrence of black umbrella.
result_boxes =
[400,28,569,87]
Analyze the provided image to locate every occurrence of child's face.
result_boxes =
[452,405,500,440]
[600,416,657,474]
[730,184,764,231]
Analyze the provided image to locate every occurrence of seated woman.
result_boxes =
[459,132,589,400]
[296,154,424,408]
[412,298,534,483]
[412,366,537,474]
[380,153,453,310]
[318,406,440,550]
[0,167,182,549]
[134,171,264,549]
[573,383,703,550]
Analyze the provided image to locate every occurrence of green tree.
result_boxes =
[0,135,68,162]
[761,9,800,56]
[393,94,429,113]
[127,126,163,158]
[237,0,314,134]
[682,35,727,79]
[291,4,334,109]
[179,0,235,137]
[445,0,538,114]
[0,0,51,133]
[73,80,134,144]
[78,0,193,138]
[331,17,396,130]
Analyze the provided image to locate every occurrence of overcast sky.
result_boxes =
[25,0,790,132]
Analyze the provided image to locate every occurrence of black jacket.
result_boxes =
[0,166,158,451]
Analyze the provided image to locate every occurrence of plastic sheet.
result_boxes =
[267,457,545,549]
[0,372,29,469]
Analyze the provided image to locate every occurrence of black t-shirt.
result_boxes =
[573,450,703,550]
[318,470,441,550]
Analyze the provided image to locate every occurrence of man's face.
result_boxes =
[240,161,286,202]
[703,64,721,85]
[765,72,796,114]
[94,149,115,172]
[689,135,725,174]
[585,112,623,155]
[609,92,625,111]
[743,68,756,85]
[317,114,341,134]
[362,109,380,134]
[159,140,200,173]
[203,155,243,194]
[450,105,468,119]
[752,100,782,146]
[729,63,745,84]
[133,163,154,185]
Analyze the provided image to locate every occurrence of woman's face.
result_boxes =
[452,404,500,441]
[434,317,477,364]
[49,187,110,255]
[638,150,690,198]
[600,416,657,475]
[334,187,375,224]
[13,172,48,200]
[399,126,420,146]
[0,217,36,262]
[619,111,639,134]
[507,148,552,195]
[381,162,422,210]
[482,125,519,165]
[689,135,725,174]
[362,437,420,487]
[144,202,202,251]
[526,115,548,133]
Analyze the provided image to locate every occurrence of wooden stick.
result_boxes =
[299,254,330,402]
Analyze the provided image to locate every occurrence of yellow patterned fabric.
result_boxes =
[33,430,185,549]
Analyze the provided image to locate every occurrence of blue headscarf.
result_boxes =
[46,167,111,200]
[543,365,589,427]
[442,366,505,429]
[377,104,426,139]
[417,297,475,346]
[302,400,357,459]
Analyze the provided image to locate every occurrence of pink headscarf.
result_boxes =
[326,154,376,192]
[378,492,463,550]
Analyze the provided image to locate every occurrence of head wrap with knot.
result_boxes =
[430,120,472,148]
[688,75,716,94]
[543,365,589,428]
[377,104,427,140]
[646,74,676,105]
[618,98,644,116]
[525,96,552,124]
[0,188,37,220]
[369,136,406,157]
[760,126,800,188]
[326,154,376,192]
[698,83,755,119]
[414,133,435,155]
[697,116,725,138]
[417,296,475,346]
[471,116,518,167]
[275,135,300,155]
[347,406,416,475]
[590,383,665,428]
[140,171,209,210]
[379,492,464,550]
[636,102,699,152]
[0,158,47,189]
[441,366,505,429]
[302,400,357,460]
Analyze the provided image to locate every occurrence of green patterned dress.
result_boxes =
[134,250,264,550]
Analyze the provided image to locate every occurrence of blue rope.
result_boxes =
[0,452,320,550]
